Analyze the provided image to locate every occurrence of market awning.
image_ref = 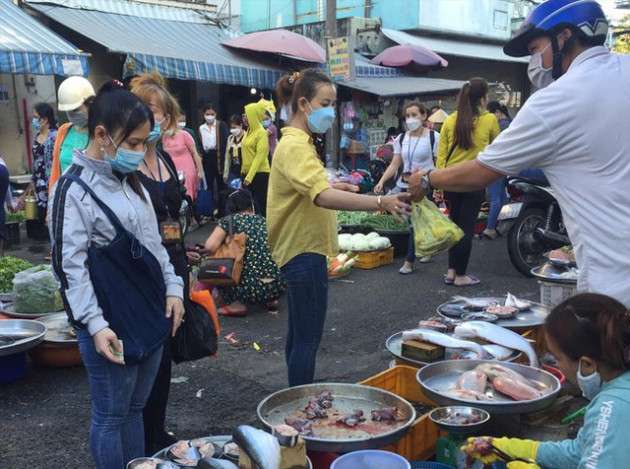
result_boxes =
[0,0,88,76]
[382,28,528,64]
[27,0,285,88]
[339,76,465,97]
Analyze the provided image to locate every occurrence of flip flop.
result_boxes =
[453,274,481,287]
[218,305,247,317]
[443,275,454,285]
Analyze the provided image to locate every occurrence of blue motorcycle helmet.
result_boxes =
[504,0,609,78]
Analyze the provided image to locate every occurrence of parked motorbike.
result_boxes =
[497,176,570,277]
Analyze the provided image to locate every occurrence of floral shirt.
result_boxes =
[31,129,57,209]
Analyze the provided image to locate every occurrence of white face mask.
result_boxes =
[528,41,554,89]
[230,128,241,137]
[406,118,421,132]
[205,115,216,123]
[577,358,602,401]
[177,122,186,129]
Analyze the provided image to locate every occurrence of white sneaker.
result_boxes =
[399,265,414,275]
[418,255,433,263]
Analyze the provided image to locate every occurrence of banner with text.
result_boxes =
[327,37,355,82]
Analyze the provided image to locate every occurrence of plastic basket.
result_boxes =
[3,222,21,246]
[359,365,441,461]
[351,247,394,269]
[538,281,577,308]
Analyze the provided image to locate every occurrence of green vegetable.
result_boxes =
[0,256,33,292]
[337,211,370,226]
[361,214,409,231]
[13,265,62,313]
[5,211,26,223]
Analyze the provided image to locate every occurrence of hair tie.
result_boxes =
[113,79,123,88]
[288,71,300,84]
[465,80,472,86]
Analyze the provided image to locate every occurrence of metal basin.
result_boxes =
[0,319,47,357]
[416,360,561,414]
[428,406,490,434]
[257,383,416,453]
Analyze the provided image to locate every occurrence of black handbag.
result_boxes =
[171,294,218,364]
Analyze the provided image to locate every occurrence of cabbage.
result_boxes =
[339,239,353,251]
[366,232,380,241]
[352,239,370,251]
[368,236,391,250]
[338,233,352,242]
[351,233,366,242]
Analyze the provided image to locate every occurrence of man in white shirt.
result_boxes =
[198,104,229,217]
[409,0,630,307]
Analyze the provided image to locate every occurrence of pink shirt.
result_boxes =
[162,130,198,200]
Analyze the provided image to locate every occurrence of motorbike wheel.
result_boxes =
[507,207,546,277]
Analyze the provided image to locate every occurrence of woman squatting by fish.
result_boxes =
[462,293,630,468]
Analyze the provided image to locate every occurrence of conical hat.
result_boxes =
[428,109,449,123]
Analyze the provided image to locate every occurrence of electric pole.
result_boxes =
[325,0,339,165]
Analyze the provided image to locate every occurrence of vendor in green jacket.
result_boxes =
[241,101,270,216]
[463,292,630,468]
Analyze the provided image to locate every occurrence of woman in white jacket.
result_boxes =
[50,81,184,469]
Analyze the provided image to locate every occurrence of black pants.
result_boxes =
[248,172,269,217]
[143,245,189,454]
[202,149,226,216]
[444,190,485,276]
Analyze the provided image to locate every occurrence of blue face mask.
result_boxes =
[104,135,146,174]
[147,118,163,143]
[577,358,602,401]
[32,118,41,132]
[306,101,336,134]
[262,120,271,129]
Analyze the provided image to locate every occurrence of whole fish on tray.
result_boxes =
[401,328,492,359]
[454,321,540,368]
[493,376,543,401]
[232,425,281,469]
[475,363,546,391]
[451,296,496,311]
[456,370,487,393]
[505,292,533,311]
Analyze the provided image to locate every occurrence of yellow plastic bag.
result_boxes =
[411,198,464,257]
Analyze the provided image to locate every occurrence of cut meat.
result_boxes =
[456,370,487,393]
[371,406,404,422]
[284,417,313,436]
[493,376,543,401]
[336,409,366,427]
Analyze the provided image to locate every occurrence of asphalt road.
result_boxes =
[0,224,539,467]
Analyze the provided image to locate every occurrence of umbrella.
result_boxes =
[371,44,448,69]
[223,29,326,63]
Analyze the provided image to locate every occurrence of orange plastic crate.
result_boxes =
[359,365,442,461]
[352,247,394,269]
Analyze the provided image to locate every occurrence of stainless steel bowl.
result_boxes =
[126,457,179,469]
[428,406,490,434]
[0,319,47,357]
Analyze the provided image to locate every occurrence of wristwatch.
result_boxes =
[421,170,433,192]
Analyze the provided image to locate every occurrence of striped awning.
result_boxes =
[0,0,88,76]
[27,0,285,88]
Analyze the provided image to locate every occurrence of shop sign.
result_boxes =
[327,36,355,82]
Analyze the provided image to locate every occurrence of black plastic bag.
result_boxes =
[171,298,218,364]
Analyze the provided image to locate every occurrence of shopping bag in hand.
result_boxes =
[411,198,464,257]
[195,175,214,218]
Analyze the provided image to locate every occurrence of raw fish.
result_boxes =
[451,296,495,310]
[442,388,493,401]
[475,363,545,391]
[401,328,491,359]
[456,370,487,393]
[481,344,514,360]
[454,321,540,368]
[493,376,543,401]
[232,425,281,469]
[505,292,533,310]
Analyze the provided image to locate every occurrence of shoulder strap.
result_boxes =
[398,132,406,147]
[445,143,457,166]
[61,174,126,234]
[429,130,436,160]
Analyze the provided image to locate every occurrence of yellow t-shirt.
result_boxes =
[436,111,500,169]
[267,127,338,268]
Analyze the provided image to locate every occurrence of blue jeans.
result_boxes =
[486,177,507,230]
[281,253,328,387]
[77,328,163,469]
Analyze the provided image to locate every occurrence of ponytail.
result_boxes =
[454,77,489,150]
[276,68,334,118]
[544,293,630,371]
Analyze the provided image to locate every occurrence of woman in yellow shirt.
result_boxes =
[436,77,500,286]
[268,69,411,386]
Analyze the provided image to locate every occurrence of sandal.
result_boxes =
[218,305,248,317]
[453,274,481,287]
[267,299,279,311]
[443,275,454,285]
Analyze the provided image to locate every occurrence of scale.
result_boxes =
[429,406,488,469]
